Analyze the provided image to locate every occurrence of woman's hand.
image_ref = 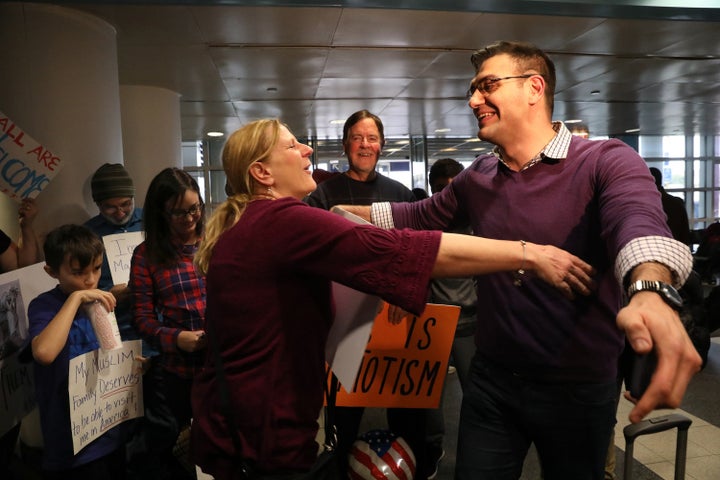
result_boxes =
[177,330,207,352]
[18,198,38,227]
[527,243,595,299]
[387,304,411,325]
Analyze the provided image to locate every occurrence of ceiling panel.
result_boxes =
[209,46,329,81]
[190,6,342,45]
[54,2,720,147]
[561,18,717,56]
[332,8,480,48]
[323,48,442,78]
[458,14,608,51]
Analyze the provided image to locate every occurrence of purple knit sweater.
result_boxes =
[391,136,672,382]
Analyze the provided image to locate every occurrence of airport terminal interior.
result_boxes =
[2,1,720,479]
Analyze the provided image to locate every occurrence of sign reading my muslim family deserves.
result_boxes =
[329,303,460,409]
[0,111,63,200]
[68,340,143,454]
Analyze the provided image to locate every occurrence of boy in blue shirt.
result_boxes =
[28,224,125,479]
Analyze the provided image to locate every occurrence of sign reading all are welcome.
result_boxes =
[0,111,63,200]
[330,303,460,409]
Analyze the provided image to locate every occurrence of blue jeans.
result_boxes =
[455,355,617,480]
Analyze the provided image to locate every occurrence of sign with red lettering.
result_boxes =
[0,112,64,200]
[328,303,460,409]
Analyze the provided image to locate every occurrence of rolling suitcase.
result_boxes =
[623,413,692,479]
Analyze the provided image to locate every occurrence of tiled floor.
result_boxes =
[331,336,720,480]
[15,339,720,479]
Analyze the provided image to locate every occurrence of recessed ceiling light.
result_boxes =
[625,128,640,133]
[434,128,451,133]
[329,119,345,125]
[564,119,583,124]
[207,131,224,137]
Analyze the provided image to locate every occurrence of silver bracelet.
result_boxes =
[514,240,527,287]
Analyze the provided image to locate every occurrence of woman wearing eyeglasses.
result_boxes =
[128,167,207,480]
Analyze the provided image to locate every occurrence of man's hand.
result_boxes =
[617,291,701,423]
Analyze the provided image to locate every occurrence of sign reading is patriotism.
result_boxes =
[0,111,63,200]
[330,303,460,409]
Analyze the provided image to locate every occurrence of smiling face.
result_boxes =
[166,190,203,244]
[467,53,532,145]
[343,117,383,180]
[256,125,316,200]
[98,197,134,226]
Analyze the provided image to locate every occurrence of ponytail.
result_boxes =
[195,194,250,275]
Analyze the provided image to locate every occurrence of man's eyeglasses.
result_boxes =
[167,203,204,220]
[100,199,133,214]
[466,74,534,98]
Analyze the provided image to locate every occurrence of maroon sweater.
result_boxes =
[191,198,440,475]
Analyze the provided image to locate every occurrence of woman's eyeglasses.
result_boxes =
[167,203,204,220]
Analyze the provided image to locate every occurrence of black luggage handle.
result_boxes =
[623,413,692,480]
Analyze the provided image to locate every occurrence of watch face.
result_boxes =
[660,284,683,308]
[628,280,683,310]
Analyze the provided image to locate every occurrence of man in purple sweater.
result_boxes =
[340,41,701,479]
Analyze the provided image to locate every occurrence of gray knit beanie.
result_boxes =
[91,163,135,203]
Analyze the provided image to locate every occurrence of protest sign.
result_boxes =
[0,354,35,437]
[0,111,64,200]
[0,262,57,436]
[325,282,382,390]
[68,340,143,454]
[325,206,384,389]
[329,303,459,409]
[102,231,143,286]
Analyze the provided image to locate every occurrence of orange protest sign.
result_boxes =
[328,303,460,409]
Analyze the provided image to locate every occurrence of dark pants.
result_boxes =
[426,325,477,449]
[126,358,195,480]
[455,354,617,480]
[0,424,20,479]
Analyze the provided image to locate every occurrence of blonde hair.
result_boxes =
[195,119,282,275]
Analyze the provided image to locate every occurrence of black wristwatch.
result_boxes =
[627,280,683,310]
